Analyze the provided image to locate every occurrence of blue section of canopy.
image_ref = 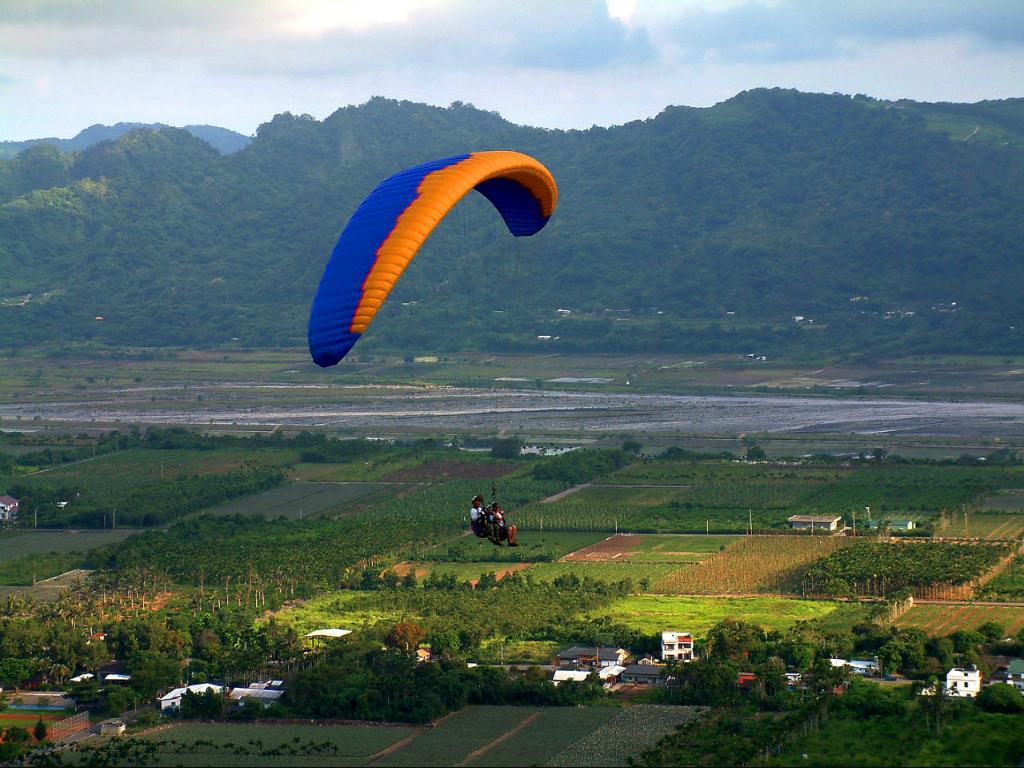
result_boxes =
[307,155,469,367]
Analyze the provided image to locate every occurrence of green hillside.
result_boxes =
[1,88,1022,360]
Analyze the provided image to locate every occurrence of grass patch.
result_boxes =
[267,591,407,635]
[587,595,839,635]
[528,560,681,586]
[896,603,1024,636]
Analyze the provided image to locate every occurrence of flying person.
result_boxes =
[488,502,518,547]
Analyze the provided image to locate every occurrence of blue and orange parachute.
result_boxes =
[308,151,558,367]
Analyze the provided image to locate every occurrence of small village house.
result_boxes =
[0,496,19,523]
[228,687,284,708]
[415,648,433,663]
[1007,659,1024,691]
[787,514,842,532]
[556,646,630,670]
[829,658,879,676]
[551,665,624,687]
[158,683,224,711]
[661,632,694,662]
[620,663,667,685]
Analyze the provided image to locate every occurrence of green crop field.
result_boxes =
[267,591,407,635]
[195,481,394,520]
[587,595,839,635]
[559,534,739,562]
[427,531,608,564]
[87,722,416,767]
[953,513,1024,539]
[896,603,1024,636]
[979,554,1024,600]
[545,705,705,768]
[373,705,529,767]
[464,706,620,767]
[523,461,1024,534]
[394,561,535,584]
[0,529,138,561]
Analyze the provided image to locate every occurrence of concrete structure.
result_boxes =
[661,632,694,662]
[788,514,842,532]
[0,496,19,523]
[99,720,126,737]
[556,646,630,670]
[946,667,982,698]
[158,683,224,711]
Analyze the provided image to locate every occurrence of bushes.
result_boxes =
[530,450,631,485]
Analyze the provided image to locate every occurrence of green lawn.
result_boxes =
[588,595,839,635]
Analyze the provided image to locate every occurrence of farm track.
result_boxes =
[456,710,540,766]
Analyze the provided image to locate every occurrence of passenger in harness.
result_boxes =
[487,502,519,547]
[469,495,489,538]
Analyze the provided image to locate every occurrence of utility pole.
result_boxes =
[748,509,753,536]
[852,508,856,538]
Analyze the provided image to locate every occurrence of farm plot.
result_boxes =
[195,481,393,520]
[373,706,531,767]
[430,532,608,564]
[267,591,408,636]
[0,529,138,561]
[952,513,1024,540]
[98,722,416,767]
[978,554,1024,601]
[561,534,737,563]
[544,705,705,767]
[654,535,850,595]
[587,595,839,635]
[980,489,1024,511]
[896,603,1024,636]
[464,706,620,767]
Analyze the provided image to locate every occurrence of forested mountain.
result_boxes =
[0,122,251,159]
[1,89,1022,360]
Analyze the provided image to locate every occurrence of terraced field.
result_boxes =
[896,603,1024,636]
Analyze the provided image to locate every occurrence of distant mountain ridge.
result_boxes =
[0,89,1022,359]
[0,122,251,158]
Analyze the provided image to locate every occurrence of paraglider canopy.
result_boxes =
[308,151,558,367]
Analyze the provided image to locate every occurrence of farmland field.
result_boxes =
[391,561,534,584]
[588,594,839,635]
[373,705,529,767]
[977,555,1024,601]
[896,603,1024,636]
[561,533,737,562]
[654,536,850,594]
[266,591,406,635]
[980,489,1024,511]
[429,532,609,564]
[112,722,415,767]
[0,529,138,561]
[952,513,1024,539]
[194,481,394,520]
[463,705,620,767]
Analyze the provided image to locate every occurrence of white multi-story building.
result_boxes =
[661,631,694,662]
[946,667,982,698]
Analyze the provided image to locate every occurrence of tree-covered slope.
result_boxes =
[0,89,1022,359]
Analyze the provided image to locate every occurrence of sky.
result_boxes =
[0,0,1022,140]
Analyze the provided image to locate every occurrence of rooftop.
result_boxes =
[788,515,842,523]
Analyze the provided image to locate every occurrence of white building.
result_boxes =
[829,659,879,676]
[158,683,224,711]
[946,667,982,698]
[788,515,842,532]
[228,688,284,708]
[661,632,695,662]
[0,496,19,523]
